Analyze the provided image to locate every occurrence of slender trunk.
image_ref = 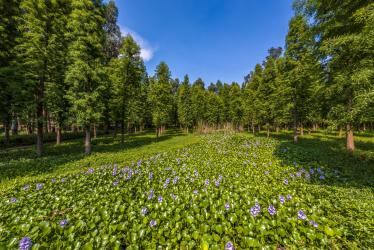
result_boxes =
[3,116,10,145]
[156,127,159,138]
[258,125,260,133]
[135,127,137,133]
[84,125,91,155]
[186,127,189,134]
[267,127,270,137]
[346,123,355,151]
[293,113,298,144]
[121,120,125,144]
[252,122,255,135]
[11,119,18,135]
[300,123,304,136]
[276,126,279,133]
[56,127,62,145]
[339,128,343,137]
[363,123,366,131]
[93,124,97,139]
[36,76,45,157]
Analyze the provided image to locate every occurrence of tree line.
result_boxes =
[1,0,373,155]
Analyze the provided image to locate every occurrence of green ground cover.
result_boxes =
[0,132,373,249]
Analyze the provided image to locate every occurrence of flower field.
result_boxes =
[1,134,373,249]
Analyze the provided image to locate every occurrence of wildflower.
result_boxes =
[279,195,285,205]
[225,202,230,211]
[165,178,170,184]
[59,219,68,227]
[141,207,148,216]
[193,190,198,195]
[283,179,289,185]
[19,237,32,250]
[290,173,295,179]
[158,195,163,203]
[173,176,179,184]
[250,203,261,217]
[149,220,157,227]
[176,158,181,164]
[317,167,322,174]
[218,175,223,181]
[194,169,198,177]
[268,205,276,215]
[225,241,234,250]
[319,175,325,180]
[309,220,318,228]
[149,172,153,180]
[296,171,302,177]
[87,168,94,174]
[148,190,154,200]
[113,180,119,186]
[137,160,142,167]
[297,210,307,220]
[10,197,17,203]
[23,184,30,191]
[171,193,177,200]
[215,180,220,187]
[36,183,43,190]
[287,194,292,200]
[51,179,57,183]
[205,179,210,186]
[112,167,117,176]
[310,168,315,174]
[264,171,269,175]
[61,178,66,182]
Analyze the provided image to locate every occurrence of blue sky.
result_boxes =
[116,0,294,84]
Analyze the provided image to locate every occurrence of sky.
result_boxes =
[116,0,294,85]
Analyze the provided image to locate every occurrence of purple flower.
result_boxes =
[250,203,261,217]
[19,237,32,250]
[36,183,43,190]
[158,195,163,203]
[283,179,289,185]
[279,195,285,205]
[193,190,198,195]
[317,167,323,174]
[310,168,315,174]
[113,180,119,186]
[87,168,94,174]
[150,220,157,227]
[264,171,269,175]
[309,220,318,228]
[225,202,230,211]
[163,183,168,189]
[165,178,170,184]
[176,158,181,164]
[319,175,325,180]
[23,184,30,191]
[194,169,198,177]
[149,172,153,180]
[190,177,195,183]
[112,167,117,176]
[59,219,68,227]
[173,176,179,184]
[171,193,177,200]
[137,160,142,167]
[141,207,148,215]
[205,179,210,186]
[305,172,311,180]
[287,194,292,200]
[215,180,220,187]
[297,210,307,220]
[225,241,234,250]
[218,175,223,181]
[10,197,17,203]
[61,178,66,182]
[148,190,154,200]
[296,171,302,177]
[290,173,295,179]
[51,179,57,183]
[268,205,276,215]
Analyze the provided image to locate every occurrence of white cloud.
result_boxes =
[120,26,155,62]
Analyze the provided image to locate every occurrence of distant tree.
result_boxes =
[190,78,207,127]
[109,35,145,144]
[177,75,193,132]
[147,62,173,137]
[228,82,244,129]
[65,0,105,155]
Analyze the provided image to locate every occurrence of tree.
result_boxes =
[228,82,244,129]
[147,62,173,137]
[65,0,105,155]
[110,35,145,144]
[0,0,21,145]
[301,0,374,151]
[177,75,193,132]
[16,0,64,156]
[190,78,207,128]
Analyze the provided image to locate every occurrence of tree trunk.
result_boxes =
[252,122,255,135]
[293,115,298,144]
[276,126,279,133]
[11,119,18,135]
[56,127,62,145]
[156,127,159,138]
[36,76,44,156]
[186,127,189,134]
[93,124,97,139]
[339,128,343,137]
[3,116,10,145]
[84,125,91,155]
[258,125,261,133]
[363,123,366,131]
[346,123,355,151]
[121,120,125,144]
[300,124,304,136]
[267,127,270,137]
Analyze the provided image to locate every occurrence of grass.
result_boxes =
[0,130,200,193]
[0,130,373,248]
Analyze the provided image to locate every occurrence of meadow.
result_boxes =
[0,131,373,249]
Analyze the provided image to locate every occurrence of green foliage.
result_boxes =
[177,75,193,130]
[0,132,373,248]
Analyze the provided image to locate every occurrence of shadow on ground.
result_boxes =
[0,130,186,183]
[263,132,374,188]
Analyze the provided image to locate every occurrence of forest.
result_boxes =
[0,0,373,249]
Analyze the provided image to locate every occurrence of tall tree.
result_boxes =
[177,75,193,132]
[110,35,145,144]
[147,62,173,137]
[65,0,105,155]
[0,0,20,145]
[301,0,374,151]
[16,0,62,156]
[190,78,207,127]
